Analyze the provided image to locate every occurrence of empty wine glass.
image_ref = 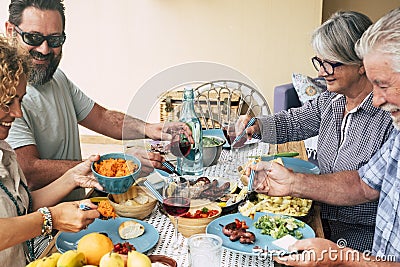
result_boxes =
[222,120,246,176]
[163,178,191,255]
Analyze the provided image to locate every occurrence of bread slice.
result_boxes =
[118,220,145,239]
[134,193,149,205]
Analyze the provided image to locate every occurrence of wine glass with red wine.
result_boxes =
[163,179,191,254]
[168,128,191,174]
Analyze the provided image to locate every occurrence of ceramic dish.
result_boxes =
[56,217,159,253]
[262,157,320,174]
[206,212,315,255]
[149,255,177,267]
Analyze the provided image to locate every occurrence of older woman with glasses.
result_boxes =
[238,11,393,252]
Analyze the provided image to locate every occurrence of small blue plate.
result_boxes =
[206,212,315,255]
[56,218,159,253]
[262,157,320,174]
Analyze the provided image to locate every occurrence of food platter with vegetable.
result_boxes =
[206,212,315,255]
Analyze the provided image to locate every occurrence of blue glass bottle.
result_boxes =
[178,87,203,175]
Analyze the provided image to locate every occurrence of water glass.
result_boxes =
[188,234,222,267]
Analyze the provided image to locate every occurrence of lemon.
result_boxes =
[217,202,227,208]
[127,251,151,267]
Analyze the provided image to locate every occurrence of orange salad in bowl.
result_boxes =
[94,158,138,177]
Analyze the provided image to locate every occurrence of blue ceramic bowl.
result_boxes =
[91,153,142,194]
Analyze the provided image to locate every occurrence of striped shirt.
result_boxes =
[258,91,393,251]
[359,129,400,257]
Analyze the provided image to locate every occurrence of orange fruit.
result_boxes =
[77,232,114,265]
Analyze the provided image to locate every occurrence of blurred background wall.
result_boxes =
[0,0,398,136]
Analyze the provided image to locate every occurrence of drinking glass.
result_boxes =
[163,179,191,255]
[222,120,246,175]
[168,128,191,174]
[188,234,222,267]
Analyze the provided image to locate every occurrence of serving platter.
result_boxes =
[206,212,315,255]
[56,217,159,253]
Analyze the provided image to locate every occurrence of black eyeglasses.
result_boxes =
[311,56,344,75]
[14,25,66,48]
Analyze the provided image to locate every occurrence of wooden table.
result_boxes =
[40,140,324,266]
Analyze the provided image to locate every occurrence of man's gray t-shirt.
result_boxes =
[6,69,95,199]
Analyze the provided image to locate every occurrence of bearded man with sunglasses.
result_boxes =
[238,11,394,252]
[3,0,187,201]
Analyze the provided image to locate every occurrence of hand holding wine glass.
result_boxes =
[169,128,192,158]
[163,178,191,254]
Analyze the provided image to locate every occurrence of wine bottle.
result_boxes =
[178,87,203,175]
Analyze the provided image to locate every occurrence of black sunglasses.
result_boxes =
[14,25,66,48]
[311,56,343,75]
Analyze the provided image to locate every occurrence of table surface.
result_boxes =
[40,141,324,266]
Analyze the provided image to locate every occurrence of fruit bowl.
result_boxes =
[91,153,141,194]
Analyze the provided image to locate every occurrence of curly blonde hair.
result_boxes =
[0,34,30,110]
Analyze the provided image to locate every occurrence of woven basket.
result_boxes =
[168,201,222,238]
[159,90,241,129]
[108,186,157,220]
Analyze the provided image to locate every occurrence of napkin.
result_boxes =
[272,235,298,251]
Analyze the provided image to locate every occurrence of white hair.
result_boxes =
[356,8,400,72]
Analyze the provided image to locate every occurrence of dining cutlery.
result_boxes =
[231,117,260,147]
[248,152,299,161]
[161,160,182,176]
[79,204,92,211]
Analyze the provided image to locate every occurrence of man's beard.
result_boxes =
[29,50,62,86]
[381,103,400,130]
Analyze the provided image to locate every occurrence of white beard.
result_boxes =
[381,103,400,130]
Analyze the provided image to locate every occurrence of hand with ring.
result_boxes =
[50,200,100,232]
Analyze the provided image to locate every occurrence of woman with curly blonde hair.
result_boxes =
[0,35,103,266]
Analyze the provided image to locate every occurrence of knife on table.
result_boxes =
[248,152,299,161]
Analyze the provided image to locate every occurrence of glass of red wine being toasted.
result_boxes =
[168,128,191,174]
[163,179,191,254]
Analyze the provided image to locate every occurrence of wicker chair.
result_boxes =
[159,80,271,130]
[193,80,271,129]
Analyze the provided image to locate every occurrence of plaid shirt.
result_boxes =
[259,91,393,250]
[359,129,400,257]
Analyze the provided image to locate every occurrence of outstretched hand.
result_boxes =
[65,155,103,191]
[237,114,261,140]
[125,147,166,177]
[146,122,193,143]
[274,238,348,266]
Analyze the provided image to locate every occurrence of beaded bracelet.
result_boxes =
[37,207,53,239]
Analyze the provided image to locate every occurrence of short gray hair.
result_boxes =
[312,11,372,65]
[356,8,400,72]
